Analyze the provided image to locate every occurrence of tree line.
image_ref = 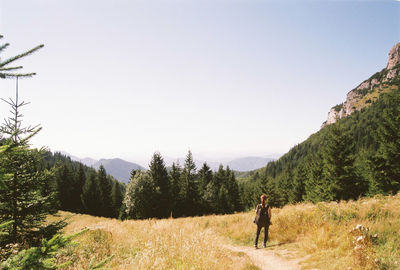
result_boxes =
[123,151,242,219]
[41,152,125,218]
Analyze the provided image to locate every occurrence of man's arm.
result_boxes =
[268,206,272,220]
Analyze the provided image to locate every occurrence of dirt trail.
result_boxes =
[224,244,302,270]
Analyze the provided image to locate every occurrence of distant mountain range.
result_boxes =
[59,151,275,184]
[59,152,145,184]
[164,156,275,172]
[91,158,145,184]
[227,157,275,172]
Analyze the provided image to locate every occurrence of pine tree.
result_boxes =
[169,162,182,217]
[204,165,226,214]
[182,151,199,216]
[277,166,293,205]
[111,181,124,218]
[226,166,241,212]
[218,185,230,214]
[198,163,213,193]
[81,172,101,216]
[259,175,281,207]
[0,79,62,247]
[303,154,329,203]
[198,163,213,213]
[0,35,44,78]
[369,90,400,195]
[149,152,170,218]
[97,165,113,217]
[55,163,74,211]
[321,123,359,200]
[289,162,307,203]
[73,163,86,212]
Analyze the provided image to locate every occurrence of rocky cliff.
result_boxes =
[322,43,400,128]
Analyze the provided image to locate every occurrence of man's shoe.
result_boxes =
[254,245,258,249]
[262,243,266,248]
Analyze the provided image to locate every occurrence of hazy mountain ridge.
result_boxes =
[92,158,145,184]
[59,152,145,184]
[60,151,274,183]
[164,156,275,172]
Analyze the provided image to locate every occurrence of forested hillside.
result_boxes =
[240,59,400,209]
[41,152,126,218]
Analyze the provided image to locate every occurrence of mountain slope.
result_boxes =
[92,158,145,184]
[239,43,400,208]
[322,43,400,127]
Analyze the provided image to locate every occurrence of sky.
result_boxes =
[0,0,399,167]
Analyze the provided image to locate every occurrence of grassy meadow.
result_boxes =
[53,193,400,270]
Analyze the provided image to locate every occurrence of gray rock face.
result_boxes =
[387,43,400,69]
[322,43,400,128]
[384,68,400,82]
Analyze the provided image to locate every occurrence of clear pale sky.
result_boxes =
[0,0,399,166]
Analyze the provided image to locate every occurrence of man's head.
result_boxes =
[260,194,267,204]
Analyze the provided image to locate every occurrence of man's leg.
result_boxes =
[263,225,269,247]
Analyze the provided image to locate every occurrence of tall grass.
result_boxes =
[53,193,400,269]
[194,193,400,270]
[53,214,258,269]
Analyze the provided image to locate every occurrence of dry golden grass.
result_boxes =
[52,213,259,270]
[192,194,400,270]
[52,193,400,270]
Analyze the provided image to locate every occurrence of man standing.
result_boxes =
[254,194,272,249]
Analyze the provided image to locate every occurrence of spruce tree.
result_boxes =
[289,162,307,203]
[369,90,400,195]
[97,165,113,217]
[55,163,74,211]
[0,79,61,247]
[111,181,124,218]
[74,163,86,212]
[198,163,213,193]
[259,175,281,207]
[81,171,101,216]
[182,151,199,216]
[303,154,329,203]
[198,163,213,213]
[149,152,170,218]
[210,165,226,213]
[226,166,241,212]
[169,162,182,217]
[218,185,230,214]
[0,35,44,78]
[277,166,293,205]
[321,123,359,200]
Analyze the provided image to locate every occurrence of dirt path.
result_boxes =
[224,244,302,270]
